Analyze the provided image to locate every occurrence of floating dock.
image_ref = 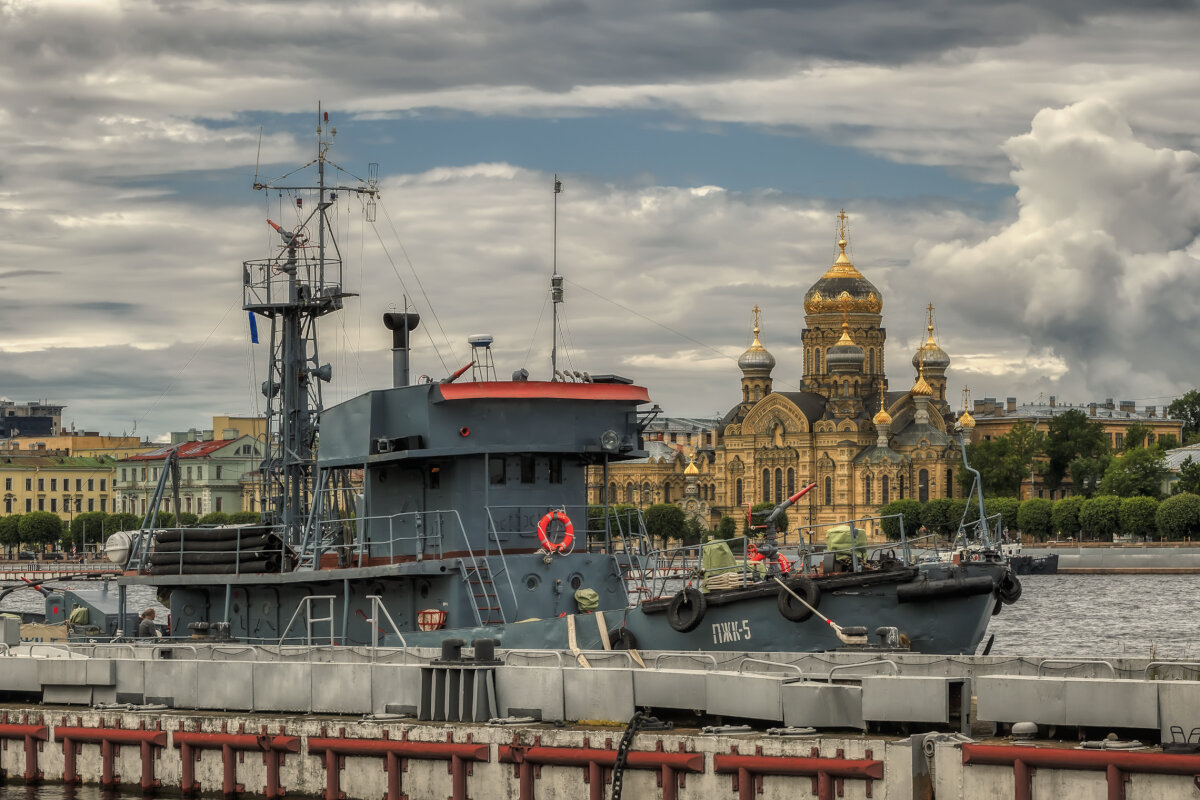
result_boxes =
[2,631,1200,798]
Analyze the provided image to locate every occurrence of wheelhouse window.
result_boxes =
[548,456,562,484]
[520,456,535,484]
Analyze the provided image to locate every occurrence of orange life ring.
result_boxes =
[537,510,574,553]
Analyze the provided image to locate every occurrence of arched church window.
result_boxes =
[743,386,749,403]
[608,482,617,503]
[843,380,849,396]
[881,475,890,504]
[864,475,872,505]
[946,468,954,498]
[642,482,652,504]
[762,469,771,502]
[775,468,783,503]
[869,348,875,374]
[823,476,832,506]
[625,482,634,504]
[736,479,743,507]
[664,483,672,503]
[918,468,929,503]
[898,474,906,499]
[787,468,795,497]
[815,349,821,373]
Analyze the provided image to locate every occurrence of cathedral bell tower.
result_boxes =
[737,305,775,415]
[802,211,886,398]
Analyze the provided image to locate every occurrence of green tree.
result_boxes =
[587,504,637,543]
[228,511,261,524]
[1017,498,1053,540]
[68,511,108,549]
[920,498,958,536]
[1167,390,1200,445]
[644,503,686,549]
[1069,455,1111,498]
[1121,422,1151,452]
[19,511,63,550]
[1051,496,1085,539]
[1119,496,1159,540]
[1099,448,1169,498]
[1174,457,1200,496]
[958,421,1045,497]
[0,515,21,556]
[1157,434,1179,450]
[200,511,232,526]
[1045,409,1110,492]
[682,517,704,546]
[177,512,200,527]
[1079,495,1121,541]
[716,516,736,541]
[879,499,921,541]
[1157,493,1200,540]
[986,496,1021,535]
[103,513,142,535]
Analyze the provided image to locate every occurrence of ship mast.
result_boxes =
[243,105,376,546]
[550,175,563,379]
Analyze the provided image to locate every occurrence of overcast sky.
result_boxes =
[1,0,1198,440]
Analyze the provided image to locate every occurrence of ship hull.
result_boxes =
[143,559,1006,656]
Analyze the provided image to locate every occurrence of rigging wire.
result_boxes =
[521,289,551,373]
[367,218,452,375]
[374,199,459,372]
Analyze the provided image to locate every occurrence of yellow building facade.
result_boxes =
[0,455,115,521]
[591,214,965,540]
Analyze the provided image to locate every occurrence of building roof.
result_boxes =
[0,455,115,469]
[973,402,1181,424]
[121,439,239,462]
[1165,443,1200,471]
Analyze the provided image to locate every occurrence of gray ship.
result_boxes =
[103,112,1019,655]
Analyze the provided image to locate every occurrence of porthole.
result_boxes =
[524,574,541,591]
[569,574,583,590]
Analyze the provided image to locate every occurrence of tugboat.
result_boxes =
[110,112,1019,655]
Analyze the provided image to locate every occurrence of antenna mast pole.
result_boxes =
[243,106,375,546]
[551,175,563,379]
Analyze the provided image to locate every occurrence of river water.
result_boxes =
[2,573,1197,659]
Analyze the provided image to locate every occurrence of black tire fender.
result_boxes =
[998,572,1023,605]
[609,627,638,650]
[667,587,708,632]
[777,578,821,622]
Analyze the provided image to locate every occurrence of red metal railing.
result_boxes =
[54,722,167,790]
[173,728,299,798]
[713,745,883,800]
[962,743,1200,800]
[498,736,704,800]
[307,730,490,800]
[0,719,48,784]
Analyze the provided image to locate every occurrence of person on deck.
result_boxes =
[137,608,158,638]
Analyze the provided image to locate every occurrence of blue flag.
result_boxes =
[248,312,259,344]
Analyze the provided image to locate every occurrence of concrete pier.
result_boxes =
[2,707,1200,799]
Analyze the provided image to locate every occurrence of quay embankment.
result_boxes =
[1026,543,1200,573]
[2,641,1200,798]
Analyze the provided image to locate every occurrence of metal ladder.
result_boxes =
[462,560,506,626]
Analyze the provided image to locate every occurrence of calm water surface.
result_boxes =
[2,574,1197,660]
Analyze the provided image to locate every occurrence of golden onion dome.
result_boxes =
[803,212,882,315]
[738,306,776,374]
[873,407,893,426]
[684,459,700,476]
[911,374,933,397]
[958,409,976,430]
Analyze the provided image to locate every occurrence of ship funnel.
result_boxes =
[383,312,421,387]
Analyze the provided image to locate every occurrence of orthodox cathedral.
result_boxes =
[592,213,970,539]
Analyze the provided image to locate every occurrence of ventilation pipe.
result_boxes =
[383,312,421,388]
